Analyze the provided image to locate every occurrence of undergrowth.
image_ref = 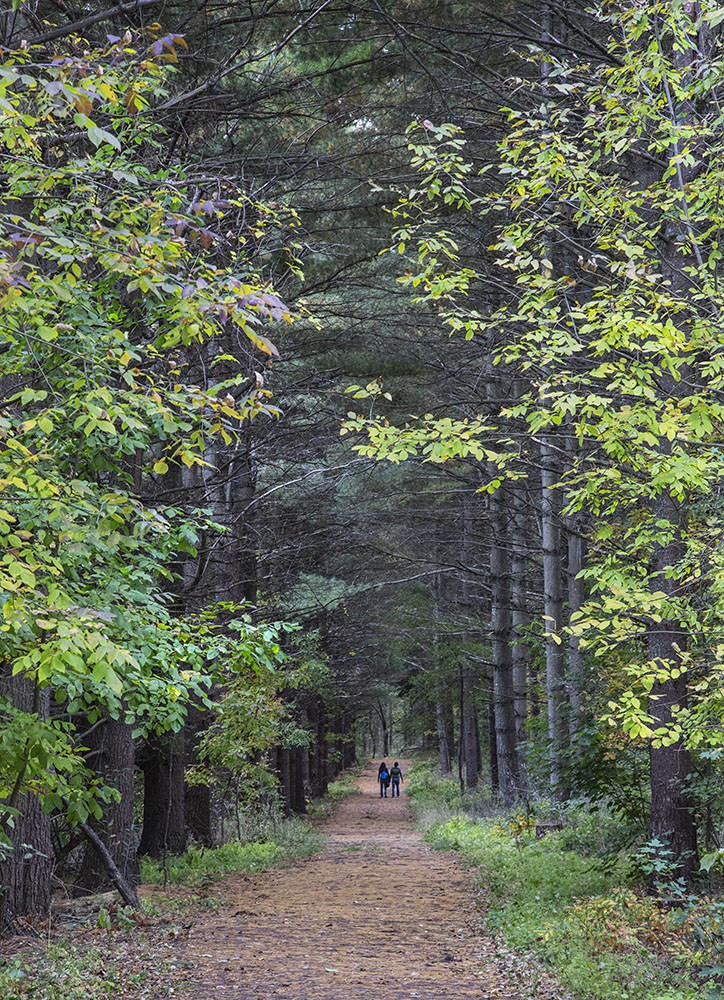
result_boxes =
[409,762,710,1000]
[140,814,320,886]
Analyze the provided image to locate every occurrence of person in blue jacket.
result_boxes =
[377,761,389,797]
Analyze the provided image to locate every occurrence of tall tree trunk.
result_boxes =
[462,665,479,790]
[648,496,698,879]
[457,666,465,794]
[511,475,531,775]
[436,701,452,775]
[644,9,703,880]
[488,694,499,794]
[310,700,327,797]
[460,495,479,790]
[229,419,258,604]
[433,570,453,774]
[280,748,292,815]
[541,440,568,798]
[76,716,138,893]
[567,518,586,734]
[299,702,311,795]
[490,486,519,802]
[291,748,307,813]
[342,715,356,769]
[375,700,389,756]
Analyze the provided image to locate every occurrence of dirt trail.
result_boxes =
[178,762,519,999]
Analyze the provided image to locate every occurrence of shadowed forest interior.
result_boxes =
[4,2,724,998]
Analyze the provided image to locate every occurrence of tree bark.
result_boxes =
[436,701,452,775]
[137,731,186,858]
[488,694,499,794]
[647,488,698,878]
[567,519,586,733]
[490,486,519,802]
[432,569,453,774]
[461,664,479,790]
[374,700,390,757]
[0,678,52,935]
[292,747,307,813]
[76,716,138,893]
[280,747,292,815]
[511,475,531,782]
[644,8,704,880]
[460,495,479,791]
[184,706,213,847]
[541,439,568,798]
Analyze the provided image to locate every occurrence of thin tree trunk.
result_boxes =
[648,502,698,879]
[280,748,292,816]
[375,700,389,756]
[73,810,140,910]
[443,702,455,765]
[457,666,464,795]
[460,495,479,790]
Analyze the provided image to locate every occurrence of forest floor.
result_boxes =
[170,762,538,1000]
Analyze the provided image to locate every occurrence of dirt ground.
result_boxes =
[175,762,520,1000]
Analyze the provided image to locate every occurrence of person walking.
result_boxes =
[377,761,389,798]
[390,761,403,797]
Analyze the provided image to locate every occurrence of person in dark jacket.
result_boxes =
[377,761,389,797]
[390,761,403,797]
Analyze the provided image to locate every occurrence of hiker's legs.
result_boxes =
[392,780,399,797]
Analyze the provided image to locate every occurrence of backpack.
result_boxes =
[380,769,388,781]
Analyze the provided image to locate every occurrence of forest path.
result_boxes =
[177,762,519,1000]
